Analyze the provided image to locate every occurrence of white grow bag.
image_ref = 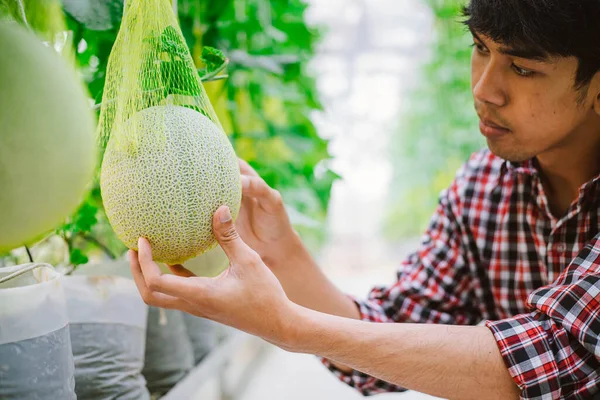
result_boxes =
[63,259,150,399]
[0,263,76,399]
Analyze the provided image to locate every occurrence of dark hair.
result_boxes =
[462,0,600,89]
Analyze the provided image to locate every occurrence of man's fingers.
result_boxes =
[238,158,268,200]
[129,250,196,312]
[168,264,196,278]
[238,159,284,214]
[241,175,271,198]
[213,206,260,265]
[137,237,156,271]
[238,158,260,177]
[136,238,202,299]
[241,175,283,211]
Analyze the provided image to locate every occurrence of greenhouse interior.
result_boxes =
[2,0,599,399]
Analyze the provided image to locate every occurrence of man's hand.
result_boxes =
[235,159,361,321]
[235,159,301,267]
[129,206,295,346]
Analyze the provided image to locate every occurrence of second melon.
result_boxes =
[100,105,241,265]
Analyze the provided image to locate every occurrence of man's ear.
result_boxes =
[591,71,600,116]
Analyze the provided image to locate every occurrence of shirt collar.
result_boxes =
[501,157,600,203]
[501,158,538,176]
[578,174,600,199]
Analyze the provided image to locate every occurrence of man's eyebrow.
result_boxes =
[469,28,552,62]
[470,28,485,45]
[497,46,550,62]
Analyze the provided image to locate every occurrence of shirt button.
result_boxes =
[556,243,567,253]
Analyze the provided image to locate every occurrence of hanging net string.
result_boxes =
[97,0,223,150]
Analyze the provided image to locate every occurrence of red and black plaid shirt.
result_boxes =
[323,149,600,399]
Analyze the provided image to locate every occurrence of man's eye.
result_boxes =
[471,43,488,54]
[512,64,535,78]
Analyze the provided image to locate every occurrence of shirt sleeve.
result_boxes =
[322,166,479,396]
[486,234,600,400]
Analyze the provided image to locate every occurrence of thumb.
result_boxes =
[213,206,253,264]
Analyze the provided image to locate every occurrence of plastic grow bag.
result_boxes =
[0,263,76,399]
[143,307,194,395]
[182,313,220,365]
[64,259,150,399]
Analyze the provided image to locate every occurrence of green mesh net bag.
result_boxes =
[98,0,241,266]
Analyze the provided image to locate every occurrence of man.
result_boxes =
[129,1,600,399]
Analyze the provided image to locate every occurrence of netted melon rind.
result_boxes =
[100,105,241,265]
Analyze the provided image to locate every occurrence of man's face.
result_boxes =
[470,31,599,162]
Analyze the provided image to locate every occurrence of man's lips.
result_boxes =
[479,118,511,138]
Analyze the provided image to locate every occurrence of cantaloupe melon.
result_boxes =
[157,244,229,278]
[100,105,241,265]
[0,22,96,252]
[183,244,229,277]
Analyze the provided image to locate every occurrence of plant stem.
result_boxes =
[24,245,33,263]
[81,234,117,260]
[202,73,229,82]
[198,58,230,82]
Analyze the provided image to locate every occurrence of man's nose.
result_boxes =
[473,63,508,107]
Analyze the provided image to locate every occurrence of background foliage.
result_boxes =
[384,0,483,240]
[1,0,335,266]
[1,0,487,264]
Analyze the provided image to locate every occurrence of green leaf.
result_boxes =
[201,46,227,72]
[63,0,124,31]
[160,25,190,58]
[57,193,99,239]
[69,248,89,266]
[73,202,99,234]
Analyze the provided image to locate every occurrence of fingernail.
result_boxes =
[241,176,250,189]
[138,237,147,250]
[220,207,232,223]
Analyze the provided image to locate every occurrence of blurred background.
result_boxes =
[1,0,485,398]
[223,1,483,398]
